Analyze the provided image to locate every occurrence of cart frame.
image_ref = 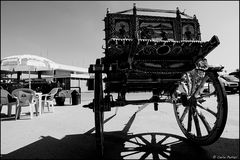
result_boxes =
[85,4,228,158]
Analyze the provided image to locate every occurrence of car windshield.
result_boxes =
[222,75,239,82]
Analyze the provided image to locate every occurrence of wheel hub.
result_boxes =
[188,96,197,106]
[181,94,197,107]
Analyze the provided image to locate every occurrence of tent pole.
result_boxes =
[29,70,31,89]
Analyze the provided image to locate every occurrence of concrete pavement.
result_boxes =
[1,92,239,159]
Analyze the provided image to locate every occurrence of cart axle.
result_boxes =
[83,96,172,111]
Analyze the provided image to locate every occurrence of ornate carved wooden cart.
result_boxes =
[84,4,228,158]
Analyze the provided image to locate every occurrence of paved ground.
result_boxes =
[1,92,239,159]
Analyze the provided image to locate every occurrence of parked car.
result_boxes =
[219,74,239,93]
[229,71,239,79]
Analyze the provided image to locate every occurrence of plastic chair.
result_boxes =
[0,88,18,117]
[12,88,37,120]
[41,88,59,113]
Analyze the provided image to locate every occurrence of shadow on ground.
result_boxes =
[2,111,239,159]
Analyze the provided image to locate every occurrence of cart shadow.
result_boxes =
[2,112,239,159]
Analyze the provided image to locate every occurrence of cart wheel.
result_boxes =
[94,66,104,157]
[173,70,228,145]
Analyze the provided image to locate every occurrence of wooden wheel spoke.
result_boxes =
[192,109,202,137]
[187,107,193,132]
[196,103,217,117]
[197,91,216,99]
[185,73,192,94]
[195,109,212,133]
[179,107,189,123]
[189,73,196,95]
[193,75,209,97]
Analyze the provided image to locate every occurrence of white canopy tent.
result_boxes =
[1,54,90,91]
[1,55,57,89]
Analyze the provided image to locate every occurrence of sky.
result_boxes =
[1,1,239,72]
